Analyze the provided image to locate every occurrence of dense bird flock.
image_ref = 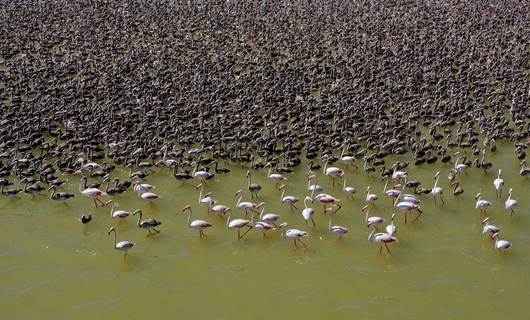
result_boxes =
[0,0,528,255]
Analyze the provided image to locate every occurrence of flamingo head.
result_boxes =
[361,205,369,212]
[474,193,481,200]
[481,217,490,225]
[195,183,203,189]
[223,207,231,214]
[133,209,142,215]
[234,190,243,196]
[278,184,286,190]
[107,227,115,235]
[181,204,191,212]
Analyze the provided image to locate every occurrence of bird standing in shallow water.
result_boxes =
[134,209,162,234]
[107,227,134,258]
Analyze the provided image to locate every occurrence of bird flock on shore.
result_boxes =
[1,0,528,258]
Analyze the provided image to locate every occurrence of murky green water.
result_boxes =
[1,142,528,319]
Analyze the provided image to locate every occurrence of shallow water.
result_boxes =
[1,142,528,319]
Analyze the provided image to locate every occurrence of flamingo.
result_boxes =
[279,184,299,210]
[391,163,407,182]
[283,229,308,249]
[368,229,399,254]
[342,174,356,199]
[108,200,132,219]
[246,170,262,198]
[133,182,155,195]
[307,173,324,193]
[505,188,518,217]
[383,179,400,205]
[301,196,316,228]
[363,157,376,175]
[196,183,215,212]
[266,164,287,189]
[192,163,211,184]
[79,176,108,207]
[322,159,344,186]
[234,190,262,215]
[140,192,160,203]
[211,203,230,216]
[339,144,357,169]
[386,213,397,236]
[365,186,378,205]
[475,193,492,214]
[328,212,348,238]
[454,153,468,174]
[493,233,512,252]
[394,197,423,223]
[107,227,134,257]
[362,205,384,230]
[493,169,504,199]
[251,212,277,238]
[226,208,252,240]
[182,205,213,238]
[482,217,500,239]
[313,193,342,213]
[431,171,444,205]
[257,203,281,227]
[133,210,162,234]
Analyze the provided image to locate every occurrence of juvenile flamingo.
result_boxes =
[283,229,308,249]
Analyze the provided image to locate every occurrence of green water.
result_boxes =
[1,142,528,319]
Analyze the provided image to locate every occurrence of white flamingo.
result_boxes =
[107,227,134,257]
[182,205,212,238]
[482,217,500,239]
[79,176,108,207]
[383,179,401,205]
[307,173,324,193]
[475,193,492,214]
[313,193,342,213]
[226,208,252,240]
[257,203,281,227]
[283,229,308,249]
[266,164,287,189]
[328,212,348,238]
[279,184,299,210]
[431,171,444,205]
[493,233,512,252]
[301,196,316,228]
[362,205,384,230]
[322,159,344,186]
[505,188,518,217]
[454,153,468,173]
[234,190,262,215]
[493,169,504,199]
[368,229,399,254]
[196,184,215,212]
[133,182,155,194]
[386,213,397,236]
[108,200,132,219]
[140,192,160,204]
[342,174,356,199]
[365,186,378,205]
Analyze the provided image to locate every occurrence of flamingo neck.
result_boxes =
[187,209,192,227]
[280,189,285,201]
[259,207,264,219]
[267,166,272,178]
[112,230,117,249]
[136,211,142,227]
[236,194,243,207]
[226,211,231,227]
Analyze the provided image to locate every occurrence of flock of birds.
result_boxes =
[1,0,529,259]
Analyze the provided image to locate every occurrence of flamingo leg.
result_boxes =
[433,196,437,205]
[311,217,316,228]
[305,220,308,227]
[404,211,408,224]
[379,245,383,254]
[293,239,298,248]
[334,204,342,214]
[241,226,252,238]
[414,210,422,221]
[237,229,241,240]
[298,239,308,249]
[292,204,298,210]
[384,243,392,253]
[153,228,160,233]
[441,196,445,205]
